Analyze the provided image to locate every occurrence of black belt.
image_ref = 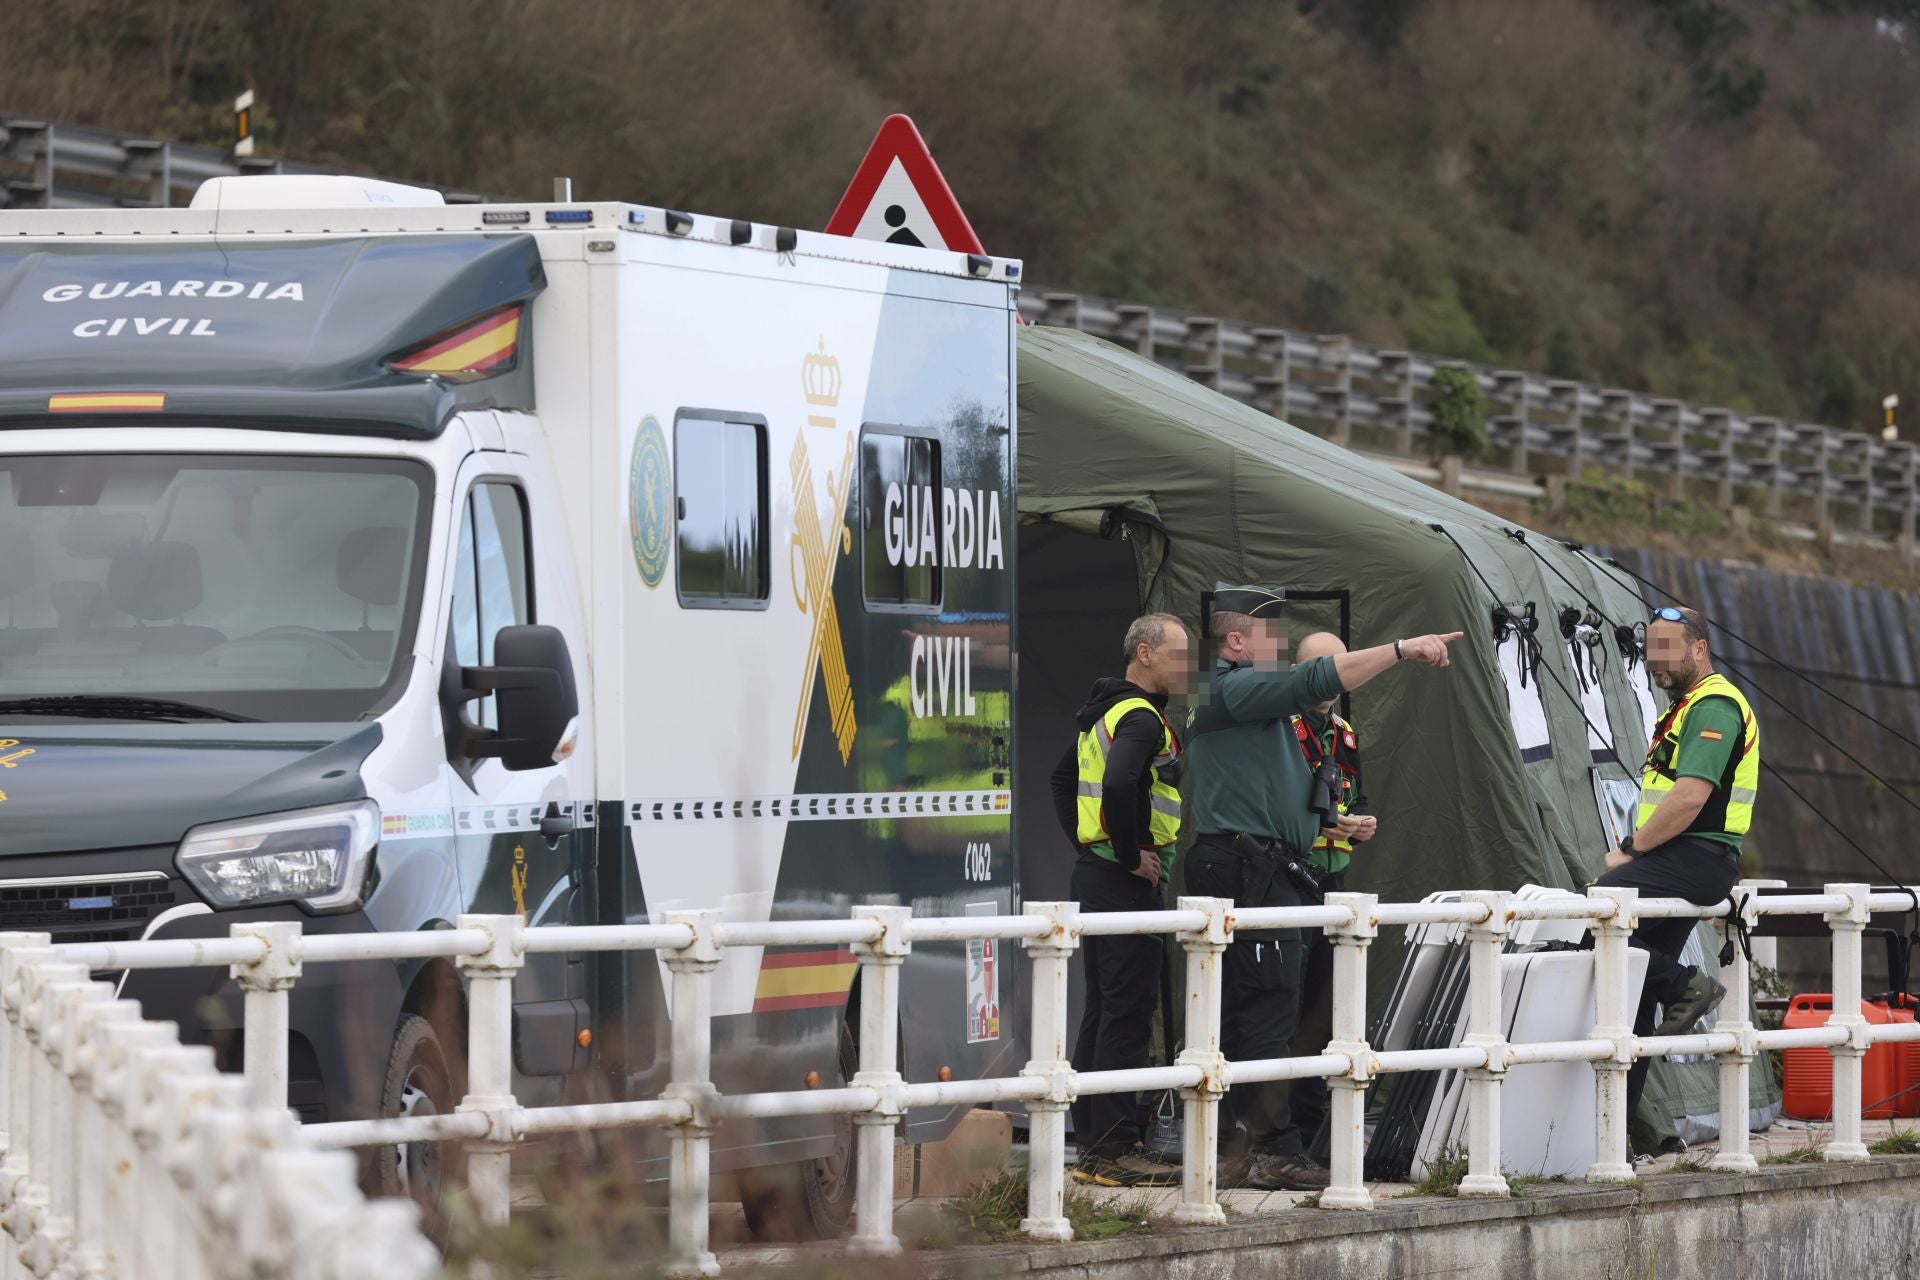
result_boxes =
[1219,831,1325,905]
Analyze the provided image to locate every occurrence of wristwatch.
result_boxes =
[1393,639,1405,661]
[1619,836,1637,857]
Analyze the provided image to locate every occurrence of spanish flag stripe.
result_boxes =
[758,949,856,971]
[397,309,519,368]
[753,962,858,1001]
[400,320,519,374]
[753,991,852,1013]
[48,393,166,413]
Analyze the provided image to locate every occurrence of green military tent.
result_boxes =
[1012,324,1778,1150]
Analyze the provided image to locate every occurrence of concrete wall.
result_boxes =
[741,1159,1920,1280]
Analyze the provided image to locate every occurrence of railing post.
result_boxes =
[659,909,722,1278]
[144,1045,226,1279]
[1322,891,1377,1210]
[1709,886,1763,1173]
[56,981,127,1279]
[0,936,49,1280]
[230,920,303,1114]
[16,960,89,1280]
[1172,897,1230,1226]
[454,914,525,1232]
[1016,902,1078,1242]
[1825,884,1873,1162]
[847,904,911,1259]
[1586,886,1638,1182]
[91,1019,176,1280]
[33,975,106,1280]
[1459,891,1512,1197]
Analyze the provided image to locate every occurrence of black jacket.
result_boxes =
[1048,676,1173,871]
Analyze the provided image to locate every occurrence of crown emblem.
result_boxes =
[803,341,841,407]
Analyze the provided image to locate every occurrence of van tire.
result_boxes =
[369,1013,462,1241]
[737,1020,859,1241]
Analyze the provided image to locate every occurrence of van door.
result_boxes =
[440,455,588,1084]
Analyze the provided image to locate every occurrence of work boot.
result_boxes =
[1655,968,1728,1036]
[1241,1152,1330,1192]
[1073,1144,1181,1188]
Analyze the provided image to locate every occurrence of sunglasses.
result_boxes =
[1648,606,1706,640]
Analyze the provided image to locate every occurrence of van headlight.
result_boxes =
[175,800,380,913]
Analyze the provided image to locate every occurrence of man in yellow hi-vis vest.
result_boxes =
[1598,605,1759,1129]
[1049,612,1189,1188]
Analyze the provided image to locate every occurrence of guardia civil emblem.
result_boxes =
[629,415,672,588]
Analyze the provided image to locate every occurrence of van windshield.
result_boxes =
[0,453,432,722]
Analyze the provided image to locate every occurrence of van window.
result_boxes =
[675,411,768,609]
[860,428,942,612]
[0,453,431,723]
[450,482,532,730]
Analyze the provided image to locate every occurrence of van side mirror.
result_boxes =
[461,624,579,771]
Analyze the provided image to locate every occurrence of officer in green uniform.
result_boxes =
[1598,605,1760,1129]
[1049,612,1190,1187]
[1186,587,1459,1191]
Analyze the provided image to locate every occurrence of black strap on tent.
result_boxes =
[1569,541,1920,759]
[1432,524,1616,750]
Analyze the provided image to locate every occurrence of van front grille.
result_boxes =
[0,872,181,945]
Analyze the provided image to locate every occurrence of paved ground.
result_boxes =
[1064,1115,1916,1217]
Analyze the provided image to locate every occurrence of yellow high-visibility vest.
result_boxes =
[1075,697,1182,849]
[1637,671,1760,838]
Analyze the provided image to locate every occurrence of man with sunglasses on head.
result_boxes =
[1600,605,1761,1132]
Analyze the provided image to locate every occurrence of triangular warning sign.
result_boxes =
[826,115,986,255]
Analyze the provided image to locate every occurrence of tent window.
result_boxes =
[675,409,769,610]
[860,427,943,612]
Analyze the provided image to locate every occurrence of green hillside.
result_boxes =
[9,0,1920,430]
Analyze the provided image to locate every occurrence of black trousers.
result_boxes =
[1069,855,1163,1158]
[1186,835,1308,1159]
[1594,836,1742,1122]
[1288,868,1347,1138]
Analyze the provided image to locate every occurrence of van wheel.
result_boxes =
[371,1013,462,1239]
[737,1020,859,1241]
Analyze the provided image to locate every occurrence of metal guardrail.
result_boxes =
[7,883,1914,1275]
[0,116,498,210]
[1018,290,1920,550]
[0,935,438,1279]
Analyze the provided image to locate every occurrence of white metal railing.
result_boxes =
[9,882,1918,1276]
[0,931,440,1280]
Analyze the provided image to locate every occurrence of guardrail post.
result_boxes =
[1318,335,1353,447]
[0,935,48,1280]
[231,921,303,1114]
[142,1044,223,1278]
[455,914,526,1229]
[1709,887,1763,1173]
[1586,886,1638,1183]
[660,910,722,1278]
[1459,891,1512,1197]
[1322,892,1377,1210]
[1172,897,1230,1225]
[1825,884,1873,1162]
[848,904,911,1259]
[1016,902,1078,1241]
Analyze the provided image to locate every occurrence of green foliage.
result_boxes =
[1429,366,1491,458]
[1869,1126,1920,1155]
[1805,342,1875,429]
[1546,324,1586,381]
[1302,265,1354,331]
[1557,469,1728,539]
[1758,1140,1826,1165]
[939,1167,1152,1242]
[1405,1149,1470,1197]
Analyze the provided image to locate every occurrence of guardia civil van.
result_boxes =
[0,171,1020,1235]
